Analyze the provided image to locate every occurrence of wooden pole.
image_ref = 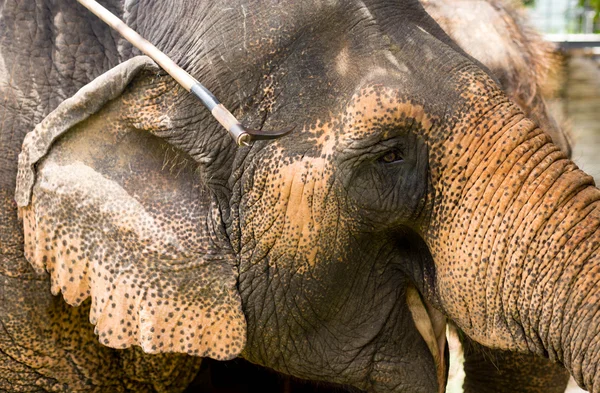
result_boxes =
[75,0,259,145]
[76,0,198,91]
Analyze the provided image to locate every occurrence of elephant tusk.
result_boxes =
[406,285,448,393]
[74,0,294,146]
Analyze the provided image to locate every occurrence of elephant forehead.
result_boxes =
[341,85,432,140]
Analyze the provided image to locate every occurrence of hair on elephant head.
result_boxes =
[3,0,599,392]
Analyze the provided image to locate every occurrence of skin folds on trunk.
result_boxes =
[423,80,600,391]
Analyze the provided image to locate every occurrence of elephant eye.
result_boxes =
[379,149,404,164]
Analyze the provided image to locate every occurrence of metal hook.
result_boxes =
[76,0,294,146]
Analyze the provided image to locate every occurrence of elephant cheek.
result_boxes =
[406,286,448,393]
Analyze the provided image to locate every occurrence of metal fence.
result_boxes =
[528,0,597,33]
[528,0,600,47]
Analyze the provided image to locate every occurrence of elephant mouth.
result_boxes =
[187,283,448,393]
[406,285,448,393]
[186,288,448,393]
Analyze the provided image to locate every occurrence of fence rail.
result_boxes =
[545,33,600,48]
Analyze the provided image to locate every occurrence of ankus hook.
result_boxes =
[75,0,294,146]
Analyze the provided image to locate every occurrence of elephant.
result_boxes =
[188,1,577,391]
[422,0,571,157]
[420,1,574,392]
[1,1,599,393]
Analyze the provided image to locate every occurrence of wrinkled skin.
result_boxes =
[1,1,599,393]
[422,1,572,391]
[191,1,575,391]
[422,0,571,156]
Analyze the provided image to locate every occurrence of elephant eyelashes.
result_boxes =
[379,150,404,164]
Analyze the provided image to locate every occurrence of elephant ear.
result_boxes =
[15,56,245,360]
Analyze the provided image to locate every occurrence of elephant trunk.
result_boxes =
[425,99,600,392]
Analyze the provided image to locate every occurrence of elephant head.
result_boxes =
[13,1,600,392]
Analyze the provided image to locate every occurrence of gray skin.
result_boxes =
[1,1,599,393]
[192,1,575,390]
[423,1,572,392]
